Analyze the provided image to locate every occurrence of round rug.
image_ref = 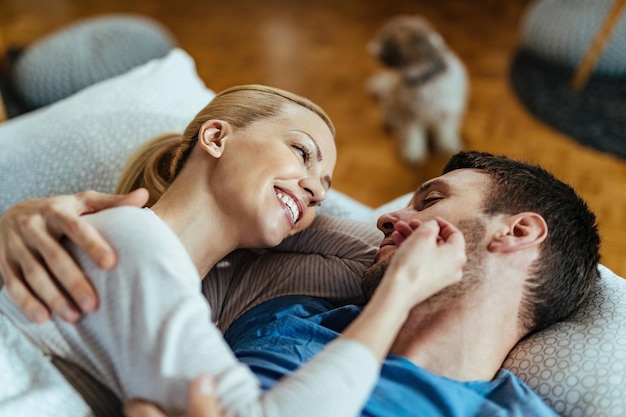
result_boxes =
[509,49,626,160]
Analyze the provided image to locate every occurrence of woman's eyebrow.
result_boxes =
[290,129,323,160]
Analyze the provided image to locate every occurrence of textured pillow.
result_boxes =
[0,48,215,216]
[504,264,626,417]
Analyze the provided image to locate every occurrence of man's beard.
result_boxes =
[361,218,487,307]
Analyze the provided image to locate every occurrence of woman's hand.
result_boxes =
[0,189,148,323]
[341,217,466,362]
[124,375,222,417]
[380,217,467,308]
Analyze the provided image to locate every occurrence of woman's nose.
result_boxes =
[300,176,327,206]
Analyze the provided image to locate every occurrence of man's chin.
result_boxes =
[374,244,396,263]
[361,260,389,301]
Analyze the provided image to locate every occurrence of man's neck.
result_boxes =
[389,287,523,382]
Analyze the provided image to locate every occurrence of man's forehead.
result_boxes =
[415,168,489,194]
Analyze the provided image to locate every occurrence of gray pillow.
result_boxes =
[12,15,176,110]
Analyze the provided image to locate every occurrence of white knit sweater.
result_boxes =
[0,207,381,417]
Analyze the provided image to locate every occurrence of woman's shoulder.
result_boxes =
[81,206,190,266]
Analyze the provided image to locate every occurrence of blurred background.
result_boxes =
[1,0,624,277]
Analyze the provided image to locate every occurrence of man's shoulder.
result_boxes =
[364,362,559,417]
[485,369,559,416]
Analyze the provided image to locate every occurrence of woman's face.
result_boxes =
[210,103,337,248]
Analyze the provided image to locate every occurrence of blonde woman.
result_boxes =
[0,85,466,416]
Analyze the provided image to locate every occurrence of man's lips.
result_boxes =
[375,238,396,261]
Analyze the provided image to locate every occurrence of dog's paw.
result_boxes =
[366,71,396,99]
[399,130,428,165]
[433,130,463,156]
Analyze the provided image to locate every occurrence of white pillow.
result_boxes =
[0,48,215,215]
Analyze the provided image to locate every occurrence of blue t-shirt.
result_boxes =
[225,295,558,417]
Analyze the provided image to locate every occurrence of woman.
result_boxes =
[0,85,466,416]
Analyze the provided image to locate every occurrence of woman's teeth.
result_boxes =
[276,191,300,223]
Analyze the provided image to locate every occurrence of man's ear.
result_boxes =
[488,212,547,253]
[198,120,231,158]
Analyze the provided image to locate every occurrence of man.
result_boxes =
[0,151,600,416]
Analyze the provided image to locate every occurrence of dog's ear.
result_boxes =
[376,24,411,67]
[411,35,439,62]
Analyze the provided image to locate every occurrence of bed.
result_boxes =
[0,48,625,417]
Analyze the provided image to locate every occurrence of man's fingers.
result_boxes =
[9,228,81,322]
[42,201,116,270]
[53,189,149,269]
[18,212,99,316]
[79,188,149,212]
[187,375,221,417]
[1,261,51,323]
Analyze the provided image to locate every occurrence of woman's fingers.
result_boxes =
[123,375,221,417]
[383,218,467,307]
[123,399,164,417]
[187,375,221,417]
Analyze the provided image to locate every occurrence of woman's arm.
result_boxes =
[124,375,222,417]
[24,208,465,417]
[0,189,148,322]
[207,215,382,331]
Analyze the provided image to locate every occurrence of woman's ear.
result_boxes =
[488,212,547,253]
[198,120,231,158]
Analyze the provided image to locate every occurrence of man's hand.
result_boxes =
[0,189,148,323]
[124,375,222,417]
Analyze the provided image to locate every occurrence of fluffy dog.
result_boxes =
[367,16,468,165]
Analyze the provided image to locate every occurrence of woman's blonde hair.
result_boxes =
[115,85,335,206]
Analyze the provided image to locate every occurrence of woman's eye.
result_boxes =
[294,144,312,163]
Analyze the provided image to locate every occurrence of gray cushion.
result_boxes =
[12,15,176,110]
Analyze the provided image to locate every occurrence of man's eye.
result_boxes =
[422,196,442,208]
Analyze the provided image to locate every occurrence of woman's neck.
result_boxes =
[149,175,240,279]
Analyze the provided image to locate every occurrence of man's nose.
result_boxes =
[377,211,400,235]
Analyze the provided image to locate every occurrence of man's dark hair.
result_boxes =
[444,151,600,334]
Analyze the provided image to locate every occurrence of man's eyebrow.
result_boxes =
[291,129,332,190]
[415,178,446,195]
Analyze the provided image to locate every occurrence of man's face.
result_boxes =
[362,169,492,301]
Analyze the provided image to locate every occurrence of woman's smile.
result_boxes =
[275,187,303,227]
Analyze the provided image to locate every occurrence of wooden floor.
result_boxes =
[1,0,625,277]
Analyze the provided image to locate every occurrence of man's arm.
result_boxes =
[0,189,148,322]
